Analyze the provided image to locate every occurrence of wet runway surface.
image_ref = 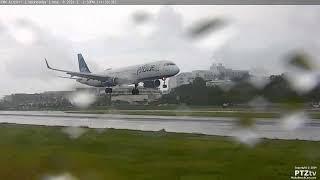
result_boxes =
[0,111,319,141]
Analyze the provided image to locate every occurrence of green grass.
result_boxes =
[66,109,280,118]
[67,109,320,119]
[0,124,319,180]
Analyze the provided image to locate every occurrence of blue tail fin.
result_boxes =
[78,53,91,73]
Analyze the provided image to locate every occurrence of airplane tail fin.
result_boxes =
[78,53,91,73]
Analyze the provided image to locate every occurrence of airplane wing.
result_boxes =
[45,59,112,81]
[57,76,80,80]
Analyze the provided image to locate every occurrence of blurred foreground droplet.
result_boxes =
[62,127,87,139]
[68,91,96,108]
[284,52,319,94]
[248,96,270,111]
[236,115,256,128]
[95,128,106,134]
[284,71,318,94]
[280,111,309,131]
[42,172,78,180]
[287,52,314,71]
[187,18,227,39]
[231,128,261,147]
[132,11,151,24]
[131,11,154,37]
[215,80,235,92]
[175,104,192,116]
[11,28,35,45]
[232,115,260,147]
[249,67,270,89]
[249,76,270,89]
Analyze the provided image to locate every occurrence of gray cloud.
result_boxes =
[213,6,320,74]
[81,7,213,71]
[0,19,78,96]
[2,19,73,78]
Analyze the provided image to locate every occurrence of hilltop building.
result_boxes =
[169,63,249,90]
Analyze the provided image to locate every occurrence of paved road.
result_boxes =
[0,111,319,141]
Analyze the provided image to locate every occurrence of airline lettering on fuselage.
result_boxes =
[136,64,159,75]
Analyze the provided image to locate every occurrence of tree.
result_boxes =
[192,77,206,88]
[263,74,303,103]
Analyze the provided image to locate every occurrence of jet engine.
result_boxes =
[143,79,161,88]
[103,77,119,87]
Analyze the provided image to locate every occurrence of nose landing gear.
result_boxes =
[132,84,139,95]
[162,77,167,88]
[105,88,113,94]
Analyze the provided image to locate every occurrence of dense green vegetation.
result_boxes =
[68,109,320,119]
[0,124,319,180]
[160,75,320,106]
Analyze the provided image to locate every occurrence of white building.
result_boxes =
[210,63,249,80]
[175,72,195,87]
[169,63,250,90]
[205,80,235,91]
[191,70,215,81]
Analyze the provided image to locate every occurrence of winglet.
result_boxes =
[44,58,50,69]
[44,58,51,69]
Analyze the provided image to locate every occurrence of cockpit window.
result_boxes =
[164,63,175,66]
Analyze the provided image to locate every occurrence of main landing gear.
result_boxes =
[105,87,112,94]
[132,84,140,95]
[162,77,167,88]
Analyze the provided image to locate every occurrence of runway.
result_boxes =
[0,111,319,141]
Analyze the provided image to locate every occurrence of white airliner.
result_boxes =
[45,54,180,95]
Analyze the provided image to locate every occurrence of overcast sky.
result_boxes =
[0,5,319,97]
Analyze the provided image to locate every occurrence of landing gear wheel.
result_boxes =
[162,77,167,88]
[132,88,139,95]
[105,88,112,94]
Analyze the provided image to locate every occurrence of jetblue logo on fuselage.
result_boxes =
[137,64,159,75]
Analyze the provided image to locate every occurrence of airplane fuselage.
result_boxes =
[77,60,180,88]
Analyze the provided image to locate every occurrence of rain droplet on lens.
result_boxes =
[62,126,87,139]
[187,18,228,39]
[231,128,261,147]
[68,91,97,109]
[286,52,314,71]
[280,111,309,131]
[248,96,270,111]
[132,11,151,24]
[42,172,78,180]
